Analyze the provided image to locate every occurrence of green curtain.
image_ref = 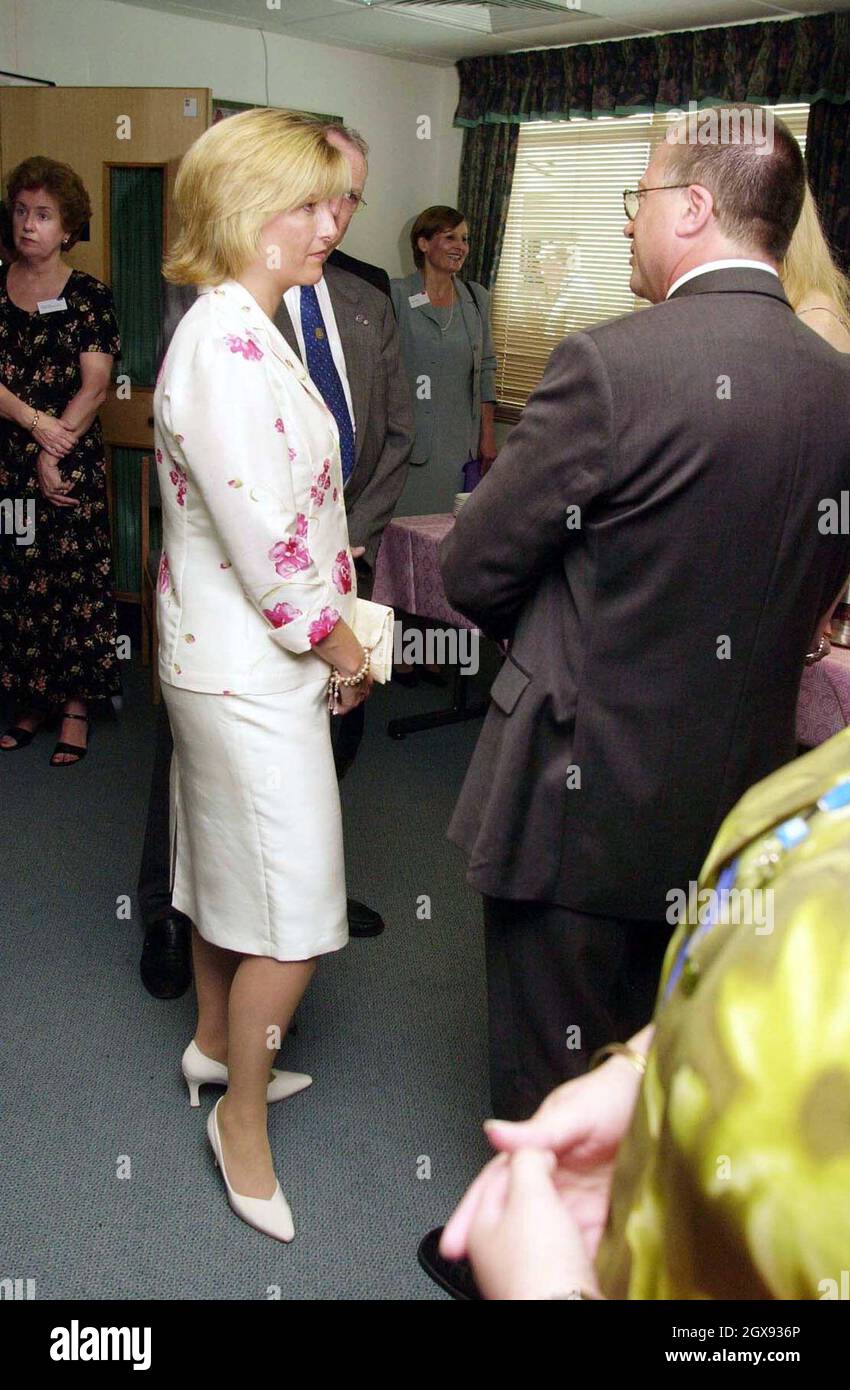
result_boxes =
[455,14,850,127]
[454,11,850,292]
[110,167,163,388]
[806,99,850,275]
[110,448,140,594]
[458,122,519,291]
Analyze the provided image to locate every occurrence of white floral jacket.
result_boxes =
[153,279,356,694]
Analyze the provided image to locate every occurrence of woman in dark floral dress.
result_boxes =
[0,156,121,765]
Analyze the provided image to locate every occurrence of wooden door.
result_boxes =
[0,86,209,280]
[0,87,210,604]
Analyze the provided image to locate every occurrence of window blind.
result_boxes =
[491,104,810,419]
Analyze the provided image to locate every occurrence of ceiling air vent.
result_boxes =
[345,0,590,36]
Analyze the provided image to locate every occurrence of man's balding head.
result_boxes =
[663,106,805,262]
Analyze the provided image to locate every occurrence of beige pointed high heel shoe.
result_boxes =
[206,1098,294,1242]
[181,1039,312,1107]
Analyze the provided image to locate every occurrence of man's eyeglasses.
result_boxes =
[623,185,691,220]
[343,192,367,211]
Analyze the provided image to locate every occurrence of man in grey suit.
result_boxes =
[273,126,412,588]
[272,122,413,936]
[439,107,850,1121]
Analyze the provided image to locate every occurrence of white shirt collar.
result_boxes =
[666,260,779,300]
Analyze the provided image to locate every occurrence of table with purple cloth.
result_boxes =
[373,515,850,749]
[797,643,850,747]
[372,513,475,630]
[372,514,485,737]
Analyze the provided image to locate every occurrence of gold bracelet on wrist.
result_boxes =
[29,409,40,432]
[588,1042,647,1076]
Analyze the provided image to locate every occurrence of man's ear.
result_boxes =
[683,184,714,234]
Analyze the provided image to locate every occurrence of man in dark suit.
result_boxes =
[139,121,412,994]
[438,107,850,1122]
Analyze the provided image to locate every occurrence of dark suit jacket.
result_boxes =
[328,246,390,299]
[273,257,412,577]
[441,267,850,921]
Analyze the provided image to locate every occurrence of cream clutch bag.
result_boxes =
[353,597,394,683]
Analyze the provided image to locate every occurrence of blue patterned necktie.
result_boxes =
[299,284,355,485]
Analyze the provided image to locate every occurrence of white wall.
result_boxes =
[0,0,464,276]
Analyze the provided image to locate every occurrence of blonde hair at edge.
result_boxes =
[781,183,850,320]
[164,108,351,286]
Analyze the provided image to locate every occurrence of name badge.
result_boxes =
[38,297,68,315]
[408,292,430,308]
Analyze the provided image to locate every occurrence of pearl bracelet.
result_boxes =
[804,632,830,666]
[327,648,371,713]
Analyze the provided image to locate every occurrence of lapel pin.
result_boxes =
[355,313,369,326]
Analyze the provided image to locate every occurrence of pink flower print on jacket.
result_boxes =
[310,458,332,507]
[332,549,352,595]
[269,513,311,578]
[308,606,341,646]
[168,459,187,507]
[263,601,304,629]
[274,418,285,433]
[158,552,170,595]
[224,333,263,362]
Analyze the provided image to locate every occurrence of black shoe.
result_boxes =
[347,898,385,937]
[392,667,419,688]
[1,725,38,750]
[419,666,448,688]
[49,711,90,767]
[417,1227,481,1300]
[140,912,193,999]
[1,709,56,751]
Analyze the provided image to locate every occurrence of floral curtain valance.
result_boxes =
[455,12,850,127]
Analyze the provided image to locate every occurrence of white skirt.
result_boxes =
[162,678,348,961]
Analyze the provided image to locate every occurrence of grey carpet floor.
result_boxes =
[0,658,494,1300]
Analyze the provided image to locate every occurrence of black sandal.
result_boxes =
[49,712,90,767]
[1,726,38,751]
[1,710,54,751]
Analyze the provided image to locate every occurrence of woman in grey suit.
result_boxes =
[391,206,497,516]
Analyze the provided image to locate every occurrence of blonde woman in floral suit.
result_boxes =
[155,110,373,1242]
